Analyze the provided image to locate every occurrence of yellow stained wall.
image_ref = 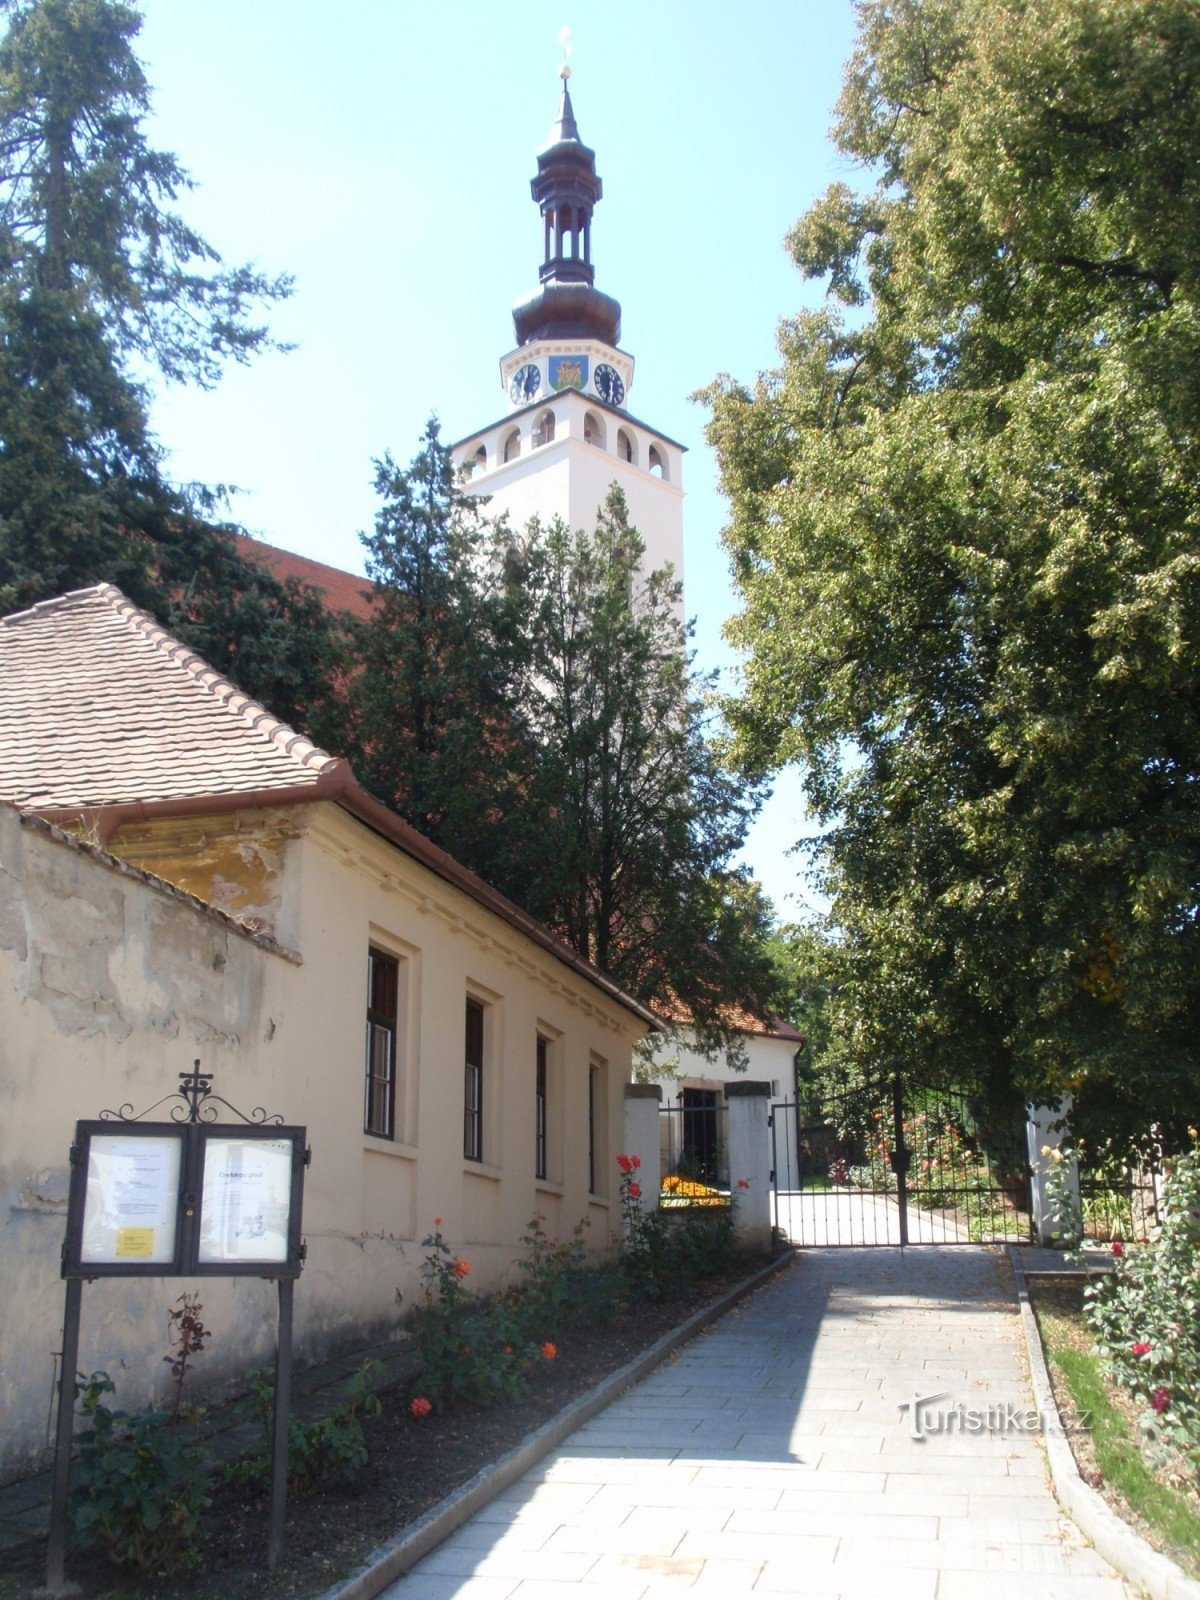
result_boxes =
[0,801,643,1481]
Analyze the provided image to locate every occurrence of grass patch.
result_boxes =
[1032,1278,1200,1578]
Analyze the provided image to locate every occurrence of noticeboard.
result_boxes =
[63,1121,306,1279]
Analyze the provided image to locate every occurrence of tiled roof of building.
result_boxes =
[0,585,338,810]
[235,534,374,621]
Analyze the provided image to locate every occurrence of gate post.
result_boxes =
[1027,1100,1079,1245]
[726,1082,773,1254]
[623,1084,662,1215]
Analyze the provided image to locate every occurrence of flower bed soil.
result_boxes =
[4,1263,756,1600]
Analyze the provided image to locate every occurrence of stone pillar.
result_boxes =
[1027,1100,1080,1246]
[726,1081,773,1254]
[624,1083,662,1214]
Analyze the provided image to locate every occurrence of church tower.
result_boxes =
[451,69,684,582]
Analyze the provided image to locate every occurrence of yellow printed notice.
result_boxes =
[115,1227,155,1258]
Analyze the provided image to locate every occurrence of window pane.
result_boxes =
[535,1037,548,1181]
[464,1000,484,1161]
[365,949,399,1140]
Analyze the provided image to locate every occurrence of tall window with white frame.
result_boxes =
[535,1036,549,1181]
[464,998,484,1162]
[365,948,399,1139]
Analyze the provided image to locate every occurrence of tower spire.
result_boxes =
[511,67,622,347]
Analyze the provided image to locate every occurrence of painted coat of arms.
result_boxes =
[549,355,589,391]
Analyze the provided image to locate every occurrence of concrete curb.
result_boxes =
[1008,1245,1200,1600]
[317,1251,795,1600]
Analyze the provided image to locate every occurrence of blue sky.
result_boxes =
[133,0,860,918]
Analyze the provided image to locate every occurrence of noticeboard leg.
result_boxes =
[267,1277,294,1573]
[42,1276,84,1598]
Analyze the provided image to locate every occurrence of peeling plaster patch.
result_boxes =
[13,1168,70,1212]
[111,812,300,940]
[2,810,267,1047]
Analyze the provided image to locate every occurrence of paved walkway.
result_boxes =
[381,1249,1133,1600]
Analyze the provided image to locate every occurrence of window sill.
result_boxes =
[587,1193,611,1210]
[463,1160,503,1183]
[535,1178,564,1197]
[363,1136,418,1162]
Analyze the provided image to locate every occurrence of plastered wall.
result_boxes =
[0,802,642,1481]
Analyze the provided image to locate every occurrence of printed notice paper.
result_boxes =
[198,1138,292,1264]
[80,1135,182,1265]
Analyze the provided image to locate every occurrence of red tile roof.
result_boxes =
[235,534,374,620]
[0,585,338,810]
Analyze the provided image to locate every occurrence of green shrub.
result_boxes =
[410,1222,546,1410]
[234,1359,382,1494]
[617,1153,736,1300]
[515,1214,589,1339]
[70,1373,210,1572]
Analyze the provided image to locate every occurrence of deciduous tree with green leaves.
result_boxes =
[0,0,340,731]
[703,0,1200,1142]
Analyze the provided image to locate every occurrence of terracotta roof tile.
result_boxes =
[234,534,375,621]
[0,584,339,810]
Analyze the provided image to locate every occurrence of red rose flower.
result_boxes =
[411,1396,432,1418]
[737,1178,750,1189]
[1111,1239,1125,1259]
[1152,1387,1170,1415]
[1131,1341,1152,1357]
[616,1154,634,1174]
[627,1181,642,1199]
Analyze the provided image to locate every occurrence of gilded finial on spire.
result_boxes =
[558,25,572,81]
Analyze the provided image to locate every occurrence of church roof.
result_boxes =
[235,534,374,620]
[0,583,661,1029]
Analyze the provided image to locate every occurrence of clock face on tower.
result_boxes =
[509,363,541,404]
[593,363,625,406]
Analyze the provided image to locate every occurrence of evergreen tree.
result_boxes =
[521,490,778,1050]
[704,0,1200,1140]
[344,420,539,884]
[0,0,340,732]
[346,443,779,1049]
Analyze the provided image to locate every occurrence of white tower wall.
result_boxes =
[452,389,684,585]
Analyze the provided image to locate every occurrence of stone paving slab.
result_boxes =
[381,1248,1135,1600]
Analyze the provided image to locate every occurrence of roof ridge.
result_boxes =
[0,581,128,627]
[100,588,338,776]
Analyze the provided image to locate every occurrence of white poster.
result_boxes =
[198,1138,292,1264]
[80,1134,182,1264]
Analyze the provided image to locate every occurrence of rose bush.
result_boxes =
[1087,1138,1200,1475]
